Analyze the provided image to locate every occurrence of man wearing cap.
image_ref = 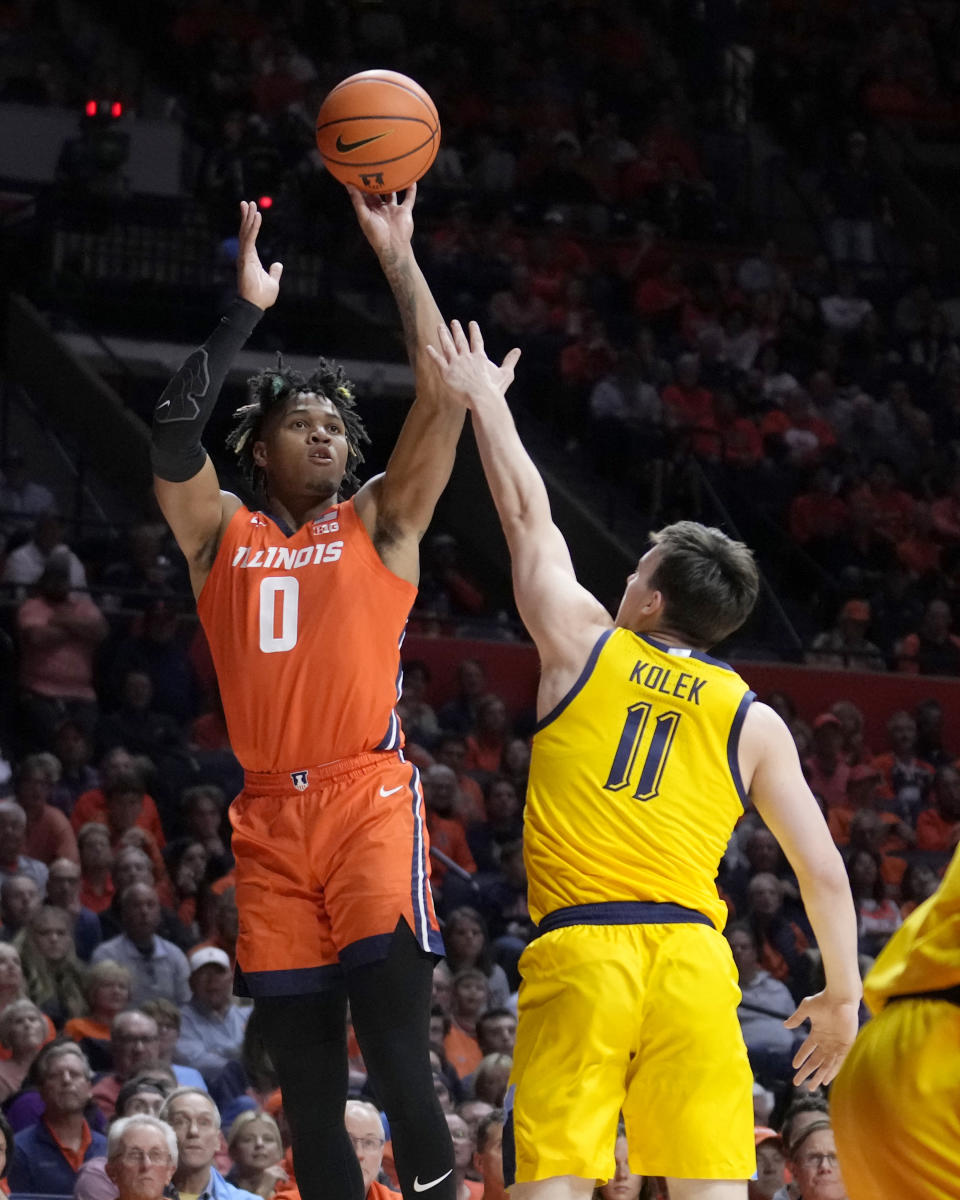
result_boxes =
[175,947,250,1090]
[750,1129,785,1200]
[803,714,851,811]
[807,599,885,672]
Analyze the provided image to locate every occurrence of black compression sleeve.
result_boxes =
[151,297,264,482]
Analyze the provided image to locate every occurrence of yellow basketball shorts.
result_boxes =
[832,996,960,1200]
[506,920,755,1183]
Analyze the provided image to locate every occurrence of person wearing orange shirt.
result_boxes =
[661,353,716,458]
[443,970,489,1081]
[150,191,475,1200]
[446,1113,483,1200]
[827,763,915,853]
[71,750,165,850]
[850,460,916,545]
[871,708,934,823]
[77,822,115,915]
[15,756,79,865]
[422,768,477,893]
[464,696,510,776]
[915,765,960,853]
[274,1101,399,1200]
[434,736,486,825]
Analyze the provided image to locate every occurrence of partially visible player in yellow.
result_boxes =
[831,845,960,1198]
[425,320,862,1200]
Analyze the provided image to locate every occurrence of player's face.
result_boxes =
[615,547,664,632]
[257,394,349,499]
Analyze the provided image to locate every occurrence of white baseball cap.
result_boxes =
[188,946,231,975]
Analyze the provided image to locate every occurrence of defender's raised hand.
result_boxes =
[425,319,521,408]
[347,182,416,263]
[237,200,283,311]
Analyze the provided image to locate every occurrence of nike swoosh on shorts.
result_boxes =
[379,784,404,797]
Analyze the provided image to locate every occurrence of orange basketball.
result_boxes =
[315,70,441,194]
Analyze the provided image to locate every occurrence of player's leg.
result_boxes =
[506,927,632,1188]
[664,1181,746,1200]
[623,925,754,1184]
[256,987,364,1200]
[230,783,361,1197]
[346,920,455,1200]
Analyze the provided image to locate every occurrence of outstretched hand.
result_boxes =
[347,182,416,261]
[237,200,283,310]
[425,319,521,408]
[784,990,860,1091]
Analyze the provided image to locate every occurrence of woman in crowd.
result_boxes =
[846,848,903,958]
[16,905,87,1027]
[468,779,524,874]
[181,784,233,881]
[898,860,939,917]
[78,822,115,914]
[435,908,511,1009]
[226,1110,287,1199]
[163,836,210,942]
[465,694,511,775]
[64,960,132,1071]
[0,999,49,1100]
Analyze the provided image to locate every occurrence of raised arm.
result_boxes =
[152,201,282,595]
[348,185,462,580]
[741,701,862,1089]
[426,320,611,685]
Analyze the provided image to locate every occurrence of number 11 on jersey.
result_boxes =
[604,701,681,801]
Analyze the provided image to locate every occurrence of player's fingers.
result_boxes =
[437,323,456,357]
[425,343,445,369]
[468,321,484,353]
[783,1002,809,1030]
[792,1032,816,1071]
[269,263,283,281]
[345,185,367,216]
[451,319,469,352]
[402,180,417,210]
[501,347,522,375]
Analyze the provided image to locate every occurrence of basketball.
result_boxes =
[315,69,441,194]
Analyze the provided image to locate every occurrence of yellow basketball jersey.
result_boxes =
[864,844,960,1013]
[525,628,755,931]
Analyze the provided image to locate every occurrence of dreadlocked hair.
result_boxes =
[225,355,370,496]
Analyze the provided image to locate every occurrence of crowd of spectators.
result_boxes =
[0,528,949,1199]
[5,2,960,664]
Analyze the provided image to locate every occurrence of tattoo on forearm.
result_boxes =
[382,253,418,367]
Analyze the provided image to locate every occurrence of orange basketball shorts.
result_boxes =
[230,751,443,997]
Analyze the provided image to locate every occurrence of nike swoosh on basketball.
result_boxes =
[413,1171,452,1192]
[379,784,404,797]
[335,131,390,153]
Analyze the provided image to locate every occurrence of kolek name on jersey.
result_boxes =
[231,542,344,569]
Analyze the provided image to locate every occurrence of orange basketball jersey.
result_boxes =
[197,498,416,772]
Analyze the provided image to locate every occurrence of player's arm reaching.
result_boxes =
[740,701,862,1090]
[425,320,612,695]
[152,201,282,597]
[348,185,469,585]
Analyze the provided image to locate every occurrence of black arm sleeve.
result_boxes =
[150,297,264,483]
